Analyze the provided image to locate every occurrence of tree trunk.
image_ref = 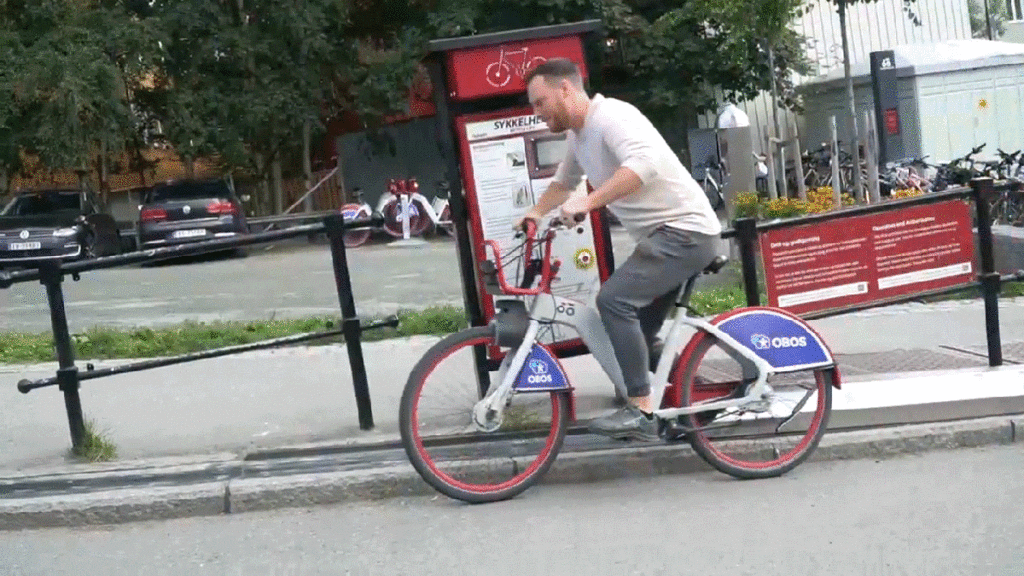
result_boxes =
[272,156,283,214]
[303,120,313,212]
[838,0,864,202]
[99,139,109,207]
[255,152,268,216]
[184,155,195,179]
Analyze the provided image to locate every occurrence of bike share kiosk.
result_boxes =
[424,20,610,390]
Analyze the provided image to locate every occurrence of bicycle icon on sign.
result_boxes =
[486,46,547,88]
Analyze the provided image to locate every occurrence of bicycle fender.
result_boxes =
[514,344,573,393]
[340,203,369,219]
[712,307,839,386]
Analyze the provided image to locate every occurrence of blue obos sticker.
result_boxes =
[514,345,571,392]
[717,310,832,371]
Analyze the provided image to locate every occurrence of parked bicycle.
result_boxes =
[399,218,841,503]
[694,159,726,211]
[340,187,374,248]
[879,157,932,195]
[376,178,455,239]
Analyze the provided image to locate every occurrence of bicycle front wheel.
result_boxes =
[399,327,570,503]
[675,331,833,479]
[382,198,431,238]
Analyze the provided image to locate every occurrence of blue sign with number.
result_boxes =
[716,310,833,371]
[514,345,571,392]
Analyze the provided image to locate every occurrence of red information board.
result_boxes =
[760,200,976,315]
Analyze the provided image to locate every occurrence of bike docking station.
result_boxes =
[424,20,613,394]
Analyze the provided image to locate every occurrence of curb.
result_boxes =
[2,415,1021,530]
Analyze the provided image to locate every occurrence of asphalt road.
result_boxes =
[0,228,666,333]
[3,444,1022,575]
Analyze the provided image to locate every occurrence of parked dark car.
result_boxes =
[0,188,121,267]
[137,178,248,251]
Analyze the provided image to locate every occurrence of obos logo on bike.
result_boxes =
[718,310,833,370]
[515,345,570,391]
[751,333,808,350]
[527,359,550,384]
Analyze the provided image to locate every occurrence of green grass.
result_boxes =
[0,306,470,365]
[2,279,1020,366]
[69,419,117,462]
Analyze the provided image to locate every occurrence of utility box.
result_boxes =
[798,39,1024,164]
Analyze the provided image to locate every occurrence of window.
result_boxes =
[1008,0,1023,21]
[1,191,81,216]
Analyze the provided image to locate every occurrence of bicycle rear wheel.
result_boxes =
[382,197,430,238]
[399,327,570,503]
[674,331,834,479]
[340,204,372,247]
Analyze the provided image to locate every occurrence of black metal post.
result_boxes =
[324,214,374,430]
[734,217,762,306]
[972,178,1002,366]
[427,55,493,396]
[38,262,86,449]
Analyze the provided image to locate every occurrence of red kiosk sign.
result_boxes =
[428,22,608,361]
[760,200,976,315]
[445,36,588,101]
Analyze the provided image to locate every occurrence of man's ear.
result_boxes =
[559,78,573,97]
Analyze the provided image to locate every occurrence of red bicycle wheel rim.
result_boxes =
[408,335,564,495]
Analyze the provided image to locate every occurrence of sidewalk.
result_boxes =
[3,297,1024,528]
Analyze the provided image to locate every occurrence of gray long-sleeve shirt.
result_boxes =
[552,94,722,241]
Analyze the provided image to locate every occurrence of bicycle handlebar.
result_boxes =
[483,219,565,296]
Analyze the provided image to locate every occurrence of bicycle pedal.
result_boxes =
[661,422,689,443]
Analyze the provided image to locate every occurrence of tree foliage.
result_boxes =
[1,0,814,192]
[0,0,160,180]
[968,0,1008,39]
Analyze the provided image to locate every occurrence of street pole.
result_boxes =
[984,0,994,40]
[838,0,864,202]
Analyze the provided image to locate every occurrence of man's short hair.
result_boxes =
[524,58,585,90]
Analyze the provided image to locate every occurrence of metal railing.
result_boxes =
[724,177,1019,367]
[0,214,388,451]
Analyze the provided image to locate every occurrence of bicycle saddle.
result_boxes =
[704,255,728,274]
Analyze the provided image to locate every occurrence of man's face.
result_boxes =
[527,76,569,133]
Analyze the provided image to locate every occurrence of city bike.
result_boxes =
[340,187,373,248]
[399,218,841,503]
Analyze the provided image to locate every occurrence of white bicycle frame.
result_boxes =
[474,288,778,427]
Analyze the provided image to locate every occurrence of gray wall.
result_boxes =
[335,117,451,208]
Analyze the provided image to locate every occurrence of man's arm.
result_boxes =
[560,108,656,217]
[522,145,583,222]
[559,166,642,217]
[526,180,573,220]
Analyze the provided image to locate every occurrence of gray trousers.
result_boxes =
[596,225,720,397]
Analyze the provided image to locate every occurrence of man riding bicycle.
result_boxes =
[520,58,723,441]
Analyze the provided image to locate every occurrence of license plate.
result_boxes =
[9,242,41,250]
[173,229,207,239]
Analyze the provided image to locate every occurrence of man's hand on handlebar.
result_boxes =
[514,210,543,238]
[558,195,590,226]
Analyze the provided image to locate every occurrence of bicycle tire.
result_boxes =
[399,327,571,503]
[439,204,455,236]
[703,178,724,211]
[340,204,372,248]
[675,327,834,479]
[381,197,431,238]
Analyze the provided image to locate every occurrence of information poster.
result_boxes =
[760,200,976,315]
[459,111,610,353]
